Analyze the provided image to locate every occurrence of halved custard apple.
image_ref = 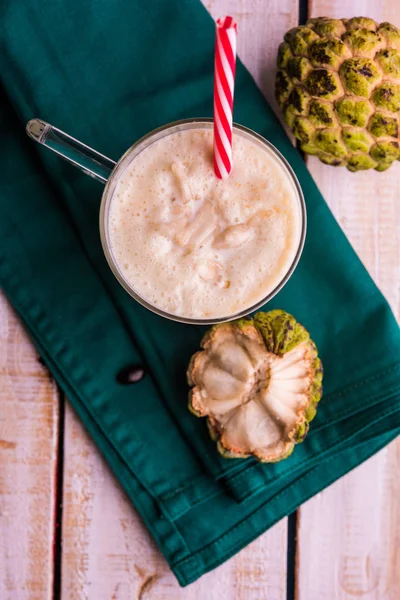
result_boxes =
[187,310,323,462]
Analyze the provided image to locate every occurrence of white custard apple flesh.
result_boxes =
[275,17,400,171]
[187,310,323,463]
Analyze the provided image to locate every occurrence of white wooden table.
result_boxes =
[1,1,400,598]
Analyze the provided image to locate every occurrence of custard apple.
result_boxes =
[187,310,323,463]
[275,17,400,171]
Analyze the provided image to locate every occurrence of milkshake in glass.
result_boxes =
[106,122,304,321]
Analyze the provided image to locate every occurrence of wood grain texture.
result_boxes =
[296,2,400,599]
[0,292,60,600]
[206,0,299,115]
[61,404,287,600]
[4,1,399,598]
[59,1,299,598]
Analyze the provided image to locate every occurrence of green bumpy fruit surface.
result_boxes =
[275,16,400,171]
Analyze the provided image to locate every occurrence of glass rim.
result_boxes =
[99,118,306,325]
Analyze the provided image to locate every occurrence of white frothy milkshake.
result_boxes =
[107,128,302,319]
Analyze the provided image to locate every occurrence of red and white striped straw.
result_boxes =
[213,16,237,179]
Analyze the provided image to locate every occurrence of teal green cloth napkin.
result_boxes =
[1,0,400,585]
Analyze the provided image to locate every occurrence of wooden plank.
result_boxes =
[206,0,299,116]
[296,2,400,599]
[60,1,298,597]
[61,404,288,600]
[0,293,60,600]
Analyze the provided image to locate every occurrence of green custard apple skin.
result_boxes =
[275,16,400,171]
[187,310,323,463]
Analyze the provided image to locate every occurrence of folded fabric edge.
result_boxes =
[158,364,400,514]
[173,423,400,585]
[35,305,400,589]
[219,374,400,503]
[50,347,400,587]
[50,373,400,586]
[2,267,400,586]
[165,349,400,488]
[160,391,400,520]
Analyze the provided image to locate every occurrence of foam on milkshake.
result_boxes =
[108,128,301,319]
